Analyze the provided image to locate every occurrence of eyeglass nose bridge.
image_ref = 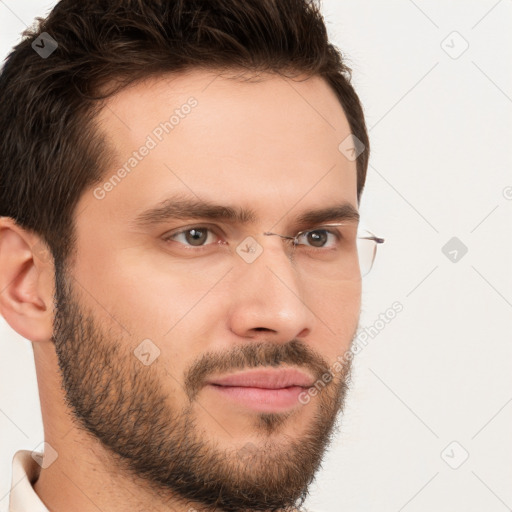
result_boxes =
[262,231,298,244]
[258,232,300,262]
[261,222,347,248]
[260,223,347,252]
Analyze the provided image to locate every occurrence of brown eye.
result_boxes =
[295,229,340,249]
[163,226,219,248]
[183,228,209,246]
[306,230,328,247]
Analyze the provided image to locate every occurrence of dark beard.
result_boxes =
[51,262,353,512]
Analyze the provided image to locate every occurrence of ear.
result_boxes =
[0,217,55,343]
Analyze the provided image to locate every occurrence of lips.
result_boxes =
[204,368,316,412]
[206,367,315,389]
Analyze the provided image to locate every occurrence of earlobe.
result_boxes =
[0,218,55,343]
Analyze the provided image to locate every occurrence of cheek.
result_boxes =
[308,279,361,361]
[78,243,221,337]
[105,261,227,371]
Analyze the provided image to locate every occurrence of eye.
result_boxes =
[162,226,224,249]
[295,228,341,249]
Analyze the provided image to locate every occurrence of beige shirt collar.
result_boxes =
[8,450,49,512]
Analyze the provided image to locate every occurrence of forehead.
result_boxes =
[83,69,357,230]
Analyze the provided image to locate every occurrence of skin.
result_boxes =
[0,68,361,512]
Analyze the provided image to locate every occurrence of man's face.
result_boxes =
[52,69,361,511]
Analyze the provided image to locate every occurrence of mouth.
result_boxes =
[204,367,314,413]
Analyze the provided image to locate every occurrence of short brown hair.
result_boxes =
[0,0,369,267]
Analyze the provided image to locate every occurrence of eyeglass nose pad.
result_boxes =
[262,232,298,260]
[262,231,297,246]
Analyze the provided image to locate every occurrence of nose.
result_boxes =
[227,234,316,343]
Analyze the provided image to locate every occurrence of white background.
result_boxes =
[1,1,511,511]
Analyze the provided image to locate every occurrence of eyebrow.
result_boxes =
[131,194,360,230]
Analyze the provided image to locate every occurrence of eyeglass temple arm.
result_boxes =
[360,235,385,244]
[263,231,385,245]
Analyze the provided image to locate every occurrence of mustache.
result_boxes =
[184,339,331,401]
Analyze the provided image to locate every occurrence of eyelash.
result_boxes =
[161,224,342,252]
